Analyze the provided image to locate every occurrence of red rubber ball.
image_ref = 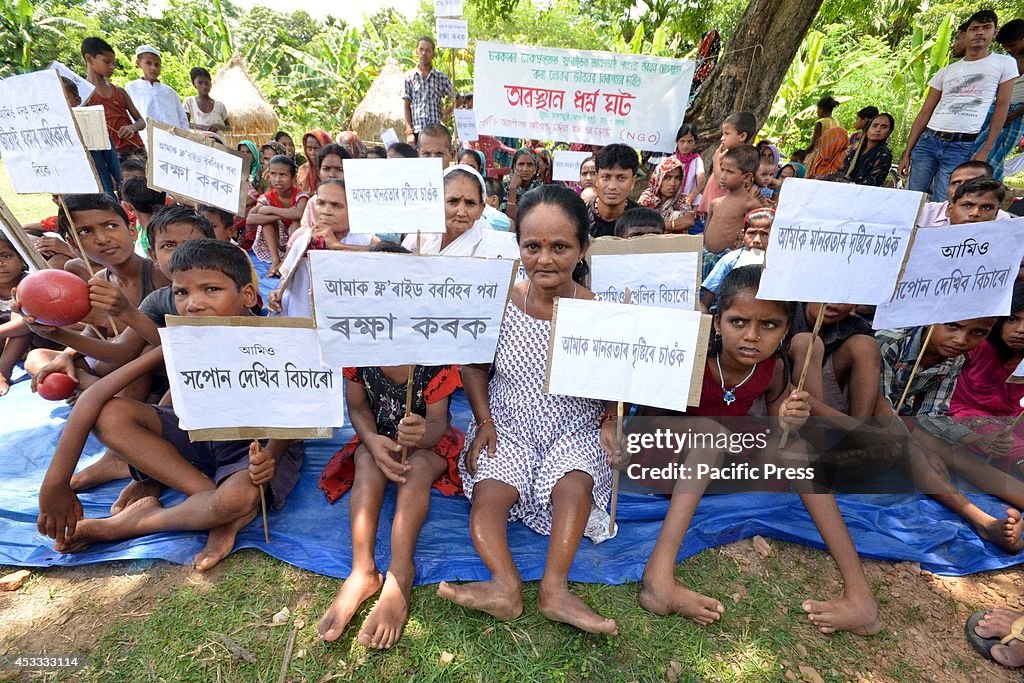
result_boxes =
[37,373,77,401]
[16,270,91,327]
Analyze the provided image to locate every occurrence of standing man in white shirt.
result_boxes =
[125,45,189,134]
[898,10,1018,201]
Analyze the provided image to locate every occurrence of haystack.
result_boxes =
[351,58,407,144]
[210,55,279,150]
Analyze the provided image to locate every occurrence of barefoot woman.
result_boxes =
[437,185,619,635]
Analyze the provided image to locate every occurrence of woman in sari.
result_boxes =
[842,113,895,187]
[808,127,850,179]
[637,156,695,233]
[296,129,333,194]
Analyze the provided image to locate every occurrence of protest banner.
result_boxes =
[159,316,343,440]
[48,61,94,104]
[454,109,478,143]
[147,121,247,215]
[436,19,468,49]
[872,219,1024,330]
[309,252,516,367]
[474,41,694,153]
[342,158,445,234]
[381,127,399,149]
[545,297,710,411]
[0,70,100,194]
[552,150,592,182]
[0,195,48,271]
[1009,359,1024,384]
[758,178,922,305]
[72,106,110,150]
[435,0,463,16]
[588,234,702,311]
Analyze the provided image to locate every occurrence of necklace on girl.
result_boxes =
[715,354,757,406]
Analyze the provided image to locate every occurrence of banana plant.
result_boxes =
[889,13,953,140]
[0,0,83,76]
[168,0,234,65]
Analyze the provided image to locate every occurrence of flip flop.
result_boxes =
[966,610,1003,662]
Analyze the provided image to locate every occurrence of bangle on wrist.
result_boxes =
[478,417,494,429]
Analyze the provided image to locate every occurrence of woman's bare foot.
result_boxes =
[70,450,131,491]
[193,509,257,572]
[358,570,413,649]
[802,593,881,636]
[639,573,724,625]
[111,479,164,515]
[55,497,162,553]
[436,579,523,621]
[537,583,617,635]
[976,508,1024,553]
[317,569,384,642]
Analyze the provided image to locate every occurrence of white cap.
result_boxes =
[135,45,161,58]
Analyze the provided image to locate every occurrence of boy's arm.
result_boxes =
[898,87,942,176]
[973,79,1014,161]
[262,198,309,222]
[38,347,164,543]
[121,87,146,130]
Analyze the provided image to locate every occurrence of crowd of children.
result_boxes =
[2,17,1023,667]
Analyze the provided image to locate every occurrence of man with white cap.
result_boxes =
[125,45,189,133]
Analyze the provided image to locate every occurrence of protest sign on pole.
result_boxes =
[454,109,478,143]
[588,234,703,311]
[758,178,922,305]
[872,219,1024,330]
[0,70,100,194]
[342,158,445,234]
[474,41,694,153]
[310,252,517,367]
[72,106,110,150]
[159,316,343,440]
[552,150,593,181]
[436,19,468,49]
[147,121,247,215]
[380,127,399,149]
[435,0,463,16]
[545,298,711,411]
[0,195,48,271]
[47,61,94,104]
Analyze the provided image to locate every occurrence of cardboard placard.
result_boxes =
[342,158,445,234]
[0,195,49,271]
[436,18,468,49]
[146,120,247,215]
[552,150,593,181]
[587,234,703,311]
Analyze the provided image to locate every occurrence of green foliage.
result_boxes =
[0,0,84,76]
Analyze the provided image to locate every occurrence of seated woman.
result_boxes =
[841,113,895,187]
[949,282,1024,476]
[437,185,619,635]
[637,156,696,233]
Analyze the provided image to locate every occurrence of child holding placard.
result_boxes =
[639,265,881,636]
[35,239,303,570]
[703,145,763,277]
[247,155,310,277]
[0,235,33,397]
[317,315,464,648]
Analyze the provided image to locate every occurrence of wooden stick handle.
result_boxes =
[780,302,827,448]
[608,287,630,535]
[251,440,270,543]
[895,325,934,414]
[401,364,415,465]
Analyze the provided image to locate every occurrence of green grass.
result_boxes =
[0,160,56,225]
[53,547,918,683]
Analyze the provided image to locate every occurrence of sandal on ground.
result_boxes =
[965,610,1024,666]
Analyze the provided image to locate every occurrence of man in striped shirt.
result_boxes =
[403,37,454,143]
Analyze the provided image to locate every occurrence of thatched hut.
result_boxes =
[351,58,407,144]
[210,55,279,150]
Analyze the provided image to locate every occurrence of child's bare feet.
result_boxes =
[802,593,881,636]
[436,579,523,621]
[358,570,413,649]
[976,508,1024,553]
[193,508,256,572]
[537,582,617,635]
[639,573,724,625]
[111,479,163,515]
[0,375,10,397]
[70,450,131,491]
[55,496,162,553]
[317,569,383,642]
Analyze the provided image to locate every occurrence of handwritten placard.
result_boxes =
[588,234,702,310]
[872,219,1024,329]
[758,178,922,305]
[0,70,100,194]
[159,317,343,439]
[436,19,468,49]
[474,41,694,153]
[73,105,110,150]
[454,109,477,142]
[435,0,463,16]
[553,150,593,182]
[342,158,445,234]
[0,195,48,271]
[1009,359,1024,384]
[48,61,94,104]
[545,298,710,411]
[310,252,516,367]
[147,121,246,215]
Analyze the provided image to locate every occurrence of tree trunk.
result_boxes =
[688,0,824,155]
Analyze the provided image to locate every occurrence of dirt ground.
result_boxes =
[1,543,1021,683]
